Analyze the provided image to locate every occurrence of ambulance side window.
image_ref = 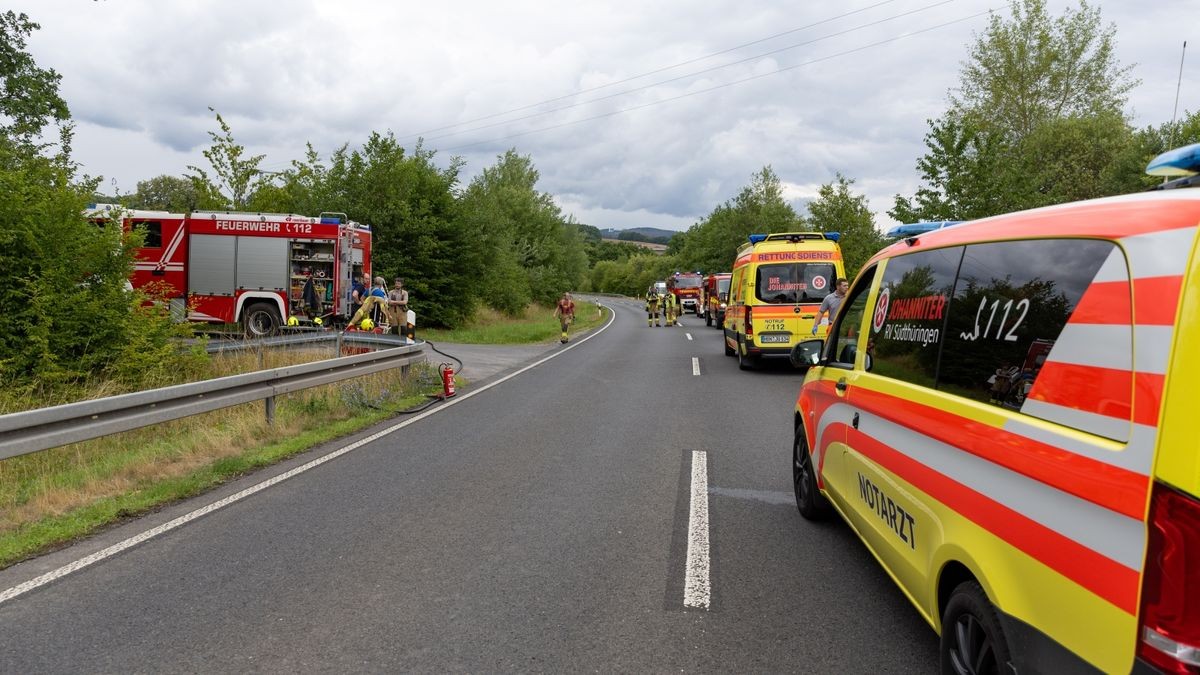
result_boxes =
[869,247,964,386]
[939,238,1131,441]
[827,266,877,369]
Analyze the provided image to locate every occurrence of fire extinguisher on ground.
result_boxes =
[440,362,456,398]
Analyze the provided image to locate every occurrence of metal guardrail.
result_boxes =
[197,330,417,354]
[0,340,426,462]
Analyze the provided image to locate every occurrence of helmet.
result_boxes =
[287,315,300,326]
[360,318,375,331]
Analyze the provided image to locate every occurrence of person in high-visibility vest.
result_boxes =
[645,287,662,327]
[662,288,677,326]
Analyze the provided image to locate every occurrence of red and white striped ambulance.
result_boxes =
[790,144,1200,673]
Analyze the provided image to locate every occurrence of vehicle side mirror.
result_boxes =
[790,339,824,368]
[839,344,857,365]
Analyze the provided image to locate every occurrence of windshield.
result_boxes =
[674,276,702,289]
[755,263,835,303]
[717,278,730,294]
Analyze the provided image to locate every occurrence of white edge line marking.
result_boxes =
[692,357,701,376]
[0,305,618,607]
[683,450,711,609]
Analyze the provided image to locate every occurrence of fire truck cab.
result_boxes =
[700,272,731,328]
[89,205,371,337]
[670,272,704,315]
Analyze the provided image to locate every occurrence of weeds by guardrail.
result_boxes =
[0,339,424,462]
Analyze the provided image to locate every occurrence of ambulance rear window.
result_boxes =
[940,238,1130,441]
[756,263,835,304]
[867,238,1132,441]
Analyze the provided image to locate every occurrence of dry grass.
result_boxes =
[0,346,439,566]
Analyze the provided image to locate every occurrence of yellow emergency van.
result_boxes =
[789,143,1200,673]
[724,232,846,370]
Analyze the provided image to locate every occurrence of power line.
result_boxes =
[400,0,906,140]
[422,0,955,144]
[440,10,992,153]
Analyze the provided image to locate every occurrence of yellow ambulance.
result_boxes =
[723,232,846,370]
[789,144,1200,673]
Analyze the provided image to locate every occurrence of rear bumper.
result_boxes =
[745,345,794,357]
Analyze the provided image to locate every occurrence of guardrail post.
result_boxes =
[336,331,343,357]
[265,395,276,425]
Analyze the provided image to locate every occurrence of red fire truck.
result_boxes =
[88,204,372,337]
[670,272,704,315]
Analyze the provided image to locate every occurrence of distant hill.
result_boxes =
[598,227,677,244]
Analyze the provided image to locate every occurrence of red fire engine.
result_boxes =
[670,272,704,315]
[88,204,372,336]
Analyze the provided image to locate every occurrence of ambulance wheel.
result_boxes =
[793,425,830,520]
[940,581,1012,675]
[737,338,757,370]
[243,303,281,338]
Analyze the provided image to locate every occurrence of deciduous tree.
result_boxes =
[805,174,887,278]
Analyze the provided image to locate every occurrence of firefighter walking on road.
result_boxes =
[645,286,662,327]
[553,292,575,343]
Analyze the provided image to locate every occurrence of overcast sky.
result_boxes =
[10,0,1199,231]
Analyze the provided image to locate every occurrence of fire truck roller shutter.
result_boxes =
[235,236,288,291]
[189,234,236,295]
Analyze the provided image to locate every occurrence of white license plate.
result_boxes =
[760,334,791,344]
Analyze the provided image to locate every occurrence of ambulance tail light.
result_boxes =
[745,306,753,336]
[1138,481,1200,673]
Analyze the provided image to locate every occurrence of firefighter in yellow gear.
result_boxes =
[662,290,678,326]
[645,288,662,327]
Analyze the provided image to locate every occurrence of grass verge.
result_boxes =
[420,300,608,344]
[0,358,443,569]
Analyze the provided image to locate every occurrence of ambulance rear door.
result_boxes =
[753,261,838,344]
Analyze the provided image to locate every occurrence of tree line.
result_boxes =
[589,0,1199,296]
[2,0,1197,391]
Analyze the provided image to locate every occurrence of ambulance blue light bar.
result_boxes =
[823,232,841,242]
[1146,143,1200,176]
[885,221,962,239]
[748,234,768,245]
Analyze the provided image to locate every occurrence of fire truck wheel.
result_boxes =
[243,303,281,338]
[705,312,712,327]
[940,581,1012,675]
[792,425,830,520]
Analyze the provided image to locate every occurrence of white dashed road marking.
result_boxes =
[686,333,693,341]
[684,450,711,609]
[692,357,701,376]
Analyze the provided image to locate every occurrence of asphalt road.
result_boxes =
[0,297,939,673]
